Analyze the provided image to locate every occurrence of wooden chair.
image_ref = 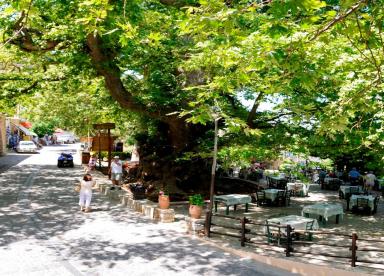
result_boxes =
[352,198,371,214]
[275,190,286,207]
[265,221,283,245]
[254,191,267,207]
[305,220,314,240]
[373,196,380,214]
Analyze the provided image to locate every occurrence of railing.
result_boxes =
[205,212,384,270]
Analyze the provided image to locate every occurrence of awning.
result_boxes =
[12,123,37,136]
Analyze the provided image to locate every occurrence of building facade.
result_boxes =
[0,114,6,155]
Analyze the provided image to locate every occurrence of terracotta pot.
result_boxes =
[158,195,170,209]
[189,205,203,219]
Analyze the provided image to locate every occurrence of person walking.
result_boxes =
[109,156,123,187]
[364,171,376,192]
[79,173,96,212]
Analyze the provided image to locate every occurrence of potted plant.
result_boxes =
[189,194,204,219]
[158,190,170,209]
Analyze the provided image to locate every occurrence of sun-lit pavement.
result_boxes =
[0,144,295,276]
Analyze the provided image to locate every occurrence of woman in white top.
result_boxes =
[79,173,96,212]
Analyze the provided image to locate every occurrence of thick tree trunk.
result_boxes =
[86,33,211,195]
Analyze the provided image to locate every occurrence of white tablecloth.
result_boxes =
[339,185,363,195]
[266,215,319,231]
[264,189,285,202]
[287,183,309,196]
[214,194,252,206]
[350,195,376,209]
[302,203,344,221]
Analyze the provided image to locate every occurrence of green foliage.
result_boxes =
[31,122,56,137]
[2,0,384,175]
[189,194,204,206]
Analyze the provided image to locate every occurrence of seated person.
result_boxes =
[349,167,361,185]
[87,155,97,171]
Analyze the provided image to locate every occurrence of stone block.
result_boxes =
[126,198,135,209]
[134,200,147,212]
[185,217,205,235]
[154,208,175,223]
[142,204,158,219]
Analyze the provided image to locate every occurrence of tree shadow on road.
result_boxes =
[0,164,290,275]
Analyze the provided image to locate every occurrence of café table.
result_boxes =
[287,182,309,197]
[265,215,319,243]
[264,189,285,202]
[214,194,252,215]
[302,202,344,224]
[339,185,363,199]
[266,215,319,231]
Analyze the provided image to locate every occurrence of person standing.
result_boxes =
[364,171,376,192]
[79,173,96,212]
[109,156,123,187]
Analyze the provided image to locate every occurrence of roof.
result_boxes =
[12,123,37,136]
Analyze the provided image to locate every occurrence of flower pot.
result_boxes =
[158,195,170,209]
[189,205,203,219]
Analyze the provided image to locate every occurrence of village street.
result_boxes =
[0,145,293,276]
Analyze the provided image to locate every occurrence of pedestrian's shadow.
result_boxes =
[88,207,105,212]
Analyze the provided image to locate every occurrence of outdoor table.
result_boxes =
[214,194,252,215]
[266,215,319,232]
[287,182,309,197]
[339,185,363,199]
[264,189,285,202]
[350,195,375,210]
[302,203,344,224]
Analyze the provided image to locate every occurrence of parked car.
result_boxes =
[57,153,74,168]
[16,141,38,153]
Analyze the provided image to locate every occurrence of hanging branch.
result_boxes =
[355,13,382,82]
[309,0,367,41]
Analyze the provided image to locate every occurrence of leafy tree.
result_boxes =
[2,0,384,190]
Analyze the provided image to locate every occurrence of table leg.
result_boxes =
[234,204,237,212]
[214,201,218,213]
[226,206,229,215]
[346,198,350,211]
[336,214,340,224]
[245,203,249,212]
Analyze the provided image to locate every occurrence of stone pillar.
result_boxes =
[154,208,175,223]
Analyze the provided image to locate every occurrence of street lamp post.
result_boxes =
[206,116,220,237]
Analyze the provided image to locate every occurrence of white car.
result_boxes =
[16,141,38,153]
[56,134,76,144]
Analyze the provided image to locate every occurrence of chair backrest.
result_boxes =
[305,220,314,230]
[256,191,265,200]
[357,198,369,207]
[277,190,285,198]
[350,186,360,194]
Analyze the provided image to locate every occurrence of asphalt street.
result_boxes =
[0,144,295,276]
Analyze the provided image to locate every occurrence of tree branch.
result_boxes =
[309,0,367,41]
[247,92,264,127]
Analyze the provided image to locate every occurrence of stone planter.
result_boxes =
[158,195,170,209]
[189,205,203,219]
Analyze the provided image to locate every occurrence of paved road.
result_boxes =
[0,145,295,276]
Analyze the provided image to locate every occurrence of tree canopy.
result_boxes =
[1,0,384,178]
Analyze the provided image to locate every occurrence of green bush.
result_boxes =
[189,194,204,206]
[96,151,131,160]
